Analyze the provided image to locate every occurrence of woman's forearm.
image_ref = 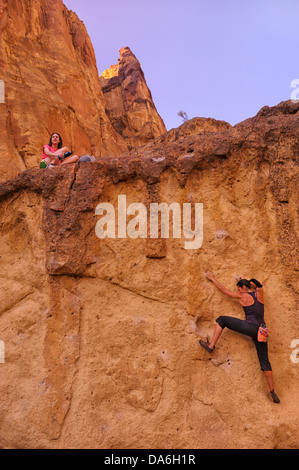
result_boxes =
[206,272,226,293]
[44,147,68,158]
[206,271,241,299]
[211,277,227,293]
[44,149,60,158]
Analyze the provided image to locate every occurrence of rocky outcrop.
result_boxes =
[0,101,298,449]
[0,1,166,184]
[100,47,167,149]
[0,0,131,182]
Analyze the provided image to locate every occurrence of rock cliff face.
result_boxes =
[100,47,167,149]
[0,0,126,180]
[0,100,298,449]
[0,1,165,183]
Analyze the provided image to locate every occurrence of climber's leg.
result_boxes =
[208,323,223,349]
[200,316,258,351]
[253,340,280,403]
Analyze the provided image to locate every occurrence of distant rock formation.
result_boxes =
[100,47,167,149]
[0,2,166,183]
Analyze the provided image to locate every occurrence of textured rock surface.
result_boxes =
[0,101,298,449]
[0,1,166,183]
[100,47,167,149]
[0,0,130,181]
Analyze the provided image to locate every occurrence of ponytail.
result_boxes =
[249,278,263,288]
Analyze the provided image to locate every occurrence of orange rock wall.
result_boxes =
[0,0,128,179]
[0,1,167,183]
[0,106,298,449]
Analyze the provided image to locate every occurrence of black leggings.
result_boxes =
[216,315,272,371]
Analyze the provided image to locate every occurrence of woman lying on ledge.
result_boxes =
[40,132,79,168]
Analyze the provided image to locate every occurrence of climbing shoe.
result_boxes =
[199,339,214,354]
[269,390,280,404]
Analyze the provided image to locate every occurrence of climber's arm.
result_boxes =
[43,146,69,159]
[205,272,241,299]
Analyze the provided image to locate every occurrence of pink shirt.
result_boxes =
[42,144,57,160]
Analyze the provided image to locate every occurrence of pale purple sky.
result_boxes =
[63,0,299,131]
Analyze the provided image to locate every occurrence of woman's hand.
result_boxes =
[233,274,245,282]
[59,147,69,155]
[205,272,242,299]
[205,271,215,281]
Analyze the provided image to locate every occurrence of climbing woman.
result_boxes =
[199,271,280,404]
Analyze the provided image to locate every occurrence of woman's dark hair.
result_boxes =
[49,132,63,149]
[236,279,251,289]
[249,278,263,288]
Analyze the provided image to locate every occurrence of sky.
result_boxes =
[63,0,299,131]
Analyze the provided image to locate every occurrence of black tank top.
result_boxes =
[242,291,265,326]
